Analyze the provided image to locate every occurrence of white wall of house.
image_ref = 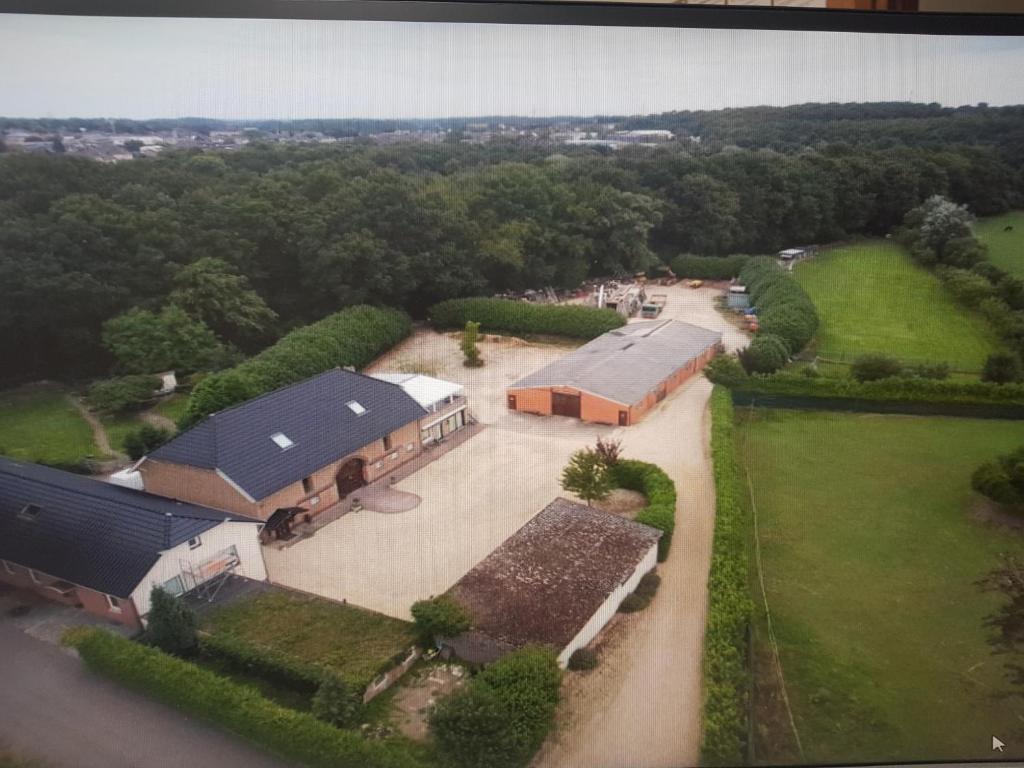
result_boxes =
[557,542,659,668]
[130,520,266,619]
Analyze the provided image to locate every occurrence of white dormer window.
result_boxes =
[346,401,366,415]
[271,432,295,450]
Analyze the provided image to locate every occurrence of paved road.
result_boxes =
[0,621,291,768]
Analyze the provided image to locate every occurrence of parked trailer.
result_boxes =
[640,293,668,318]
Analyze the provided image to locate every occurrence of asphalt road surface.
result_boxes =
[0,620,291,768]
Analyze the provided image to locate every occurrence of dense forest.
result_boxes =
[1,102,1022,384]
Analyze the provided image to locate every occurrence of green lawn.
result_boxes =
[739,409,1024,764]
[99,412,142,455]
[976,211,1024,278]
[201,591,416,689]
[794,241,1000,371]
[0,385,98,465]
[153,393,188,426]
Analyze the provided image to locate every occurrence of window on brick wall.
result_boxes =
[105,594,123,613]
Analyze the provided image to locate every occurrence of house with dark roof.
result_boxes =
[0,458,266,630]
[139,368,469,522]
[507,319,723,426]
[441,498,661,668]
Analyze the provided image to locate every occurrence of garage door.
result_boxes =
[551,391,582,418]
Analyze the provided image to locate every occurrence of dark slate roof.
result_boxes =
[509,319,722,406]
[0,458,259,598]
[450,498,662,651]
[148,368,427,501]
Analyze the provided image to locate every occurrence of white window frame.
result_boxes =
[105,594,123,613]
[270,432,295,450]
[188,536,202,550]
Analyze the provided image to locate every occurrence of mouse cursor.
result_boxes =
[993,736,1006,752]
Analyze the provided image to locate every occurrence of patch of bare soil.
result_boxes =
[390,664,468,741]
[750,631,802,765]
[593,489,647,519]
[970,496,1024,531]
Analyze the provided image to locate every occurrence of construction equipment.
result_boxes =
[686,279,704,289]
[640,293,668,318]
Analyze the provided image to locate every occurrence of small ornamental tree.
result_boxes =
[146,586,198,657]
[593,437,623,468]
[850,353,904,383]
[983,352,1024,384]
[461,321,483,368]
[123,424,173,460]
[410,596,471,646]
[312,676,363,728]
[561,448,613,506]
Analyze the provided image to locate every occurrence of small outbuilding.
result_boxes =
[507,319,722,426]
[440,497,661,668]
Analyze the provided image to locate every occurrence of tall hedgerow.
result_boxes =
[738,257,819,370]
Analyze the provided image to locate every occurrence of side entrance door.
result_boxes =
[551,391,582,418]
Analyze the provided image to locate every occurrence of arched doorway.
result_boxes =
[336,458,366,500]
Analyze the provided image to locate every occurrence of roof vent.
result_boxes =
[18,503,42,521]
[270,432,295,450]
[346,401,367,416]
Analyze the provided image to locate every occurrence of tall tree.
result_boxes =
[169,257,277,346]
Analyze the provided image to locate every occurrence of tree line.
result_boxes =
[1,101,1022,384]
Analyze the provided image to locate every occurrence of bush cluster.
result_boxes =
[701,387,752,766]
[428,298,625,340]
[670,254,751,280]
[410,596,472,647]
[181,306,411,426]
[123,424,173,461]
[972,446,1024,507]
[739,333,790,375]
[618,593,650,613]
[607,459,677,562]
[198,631,332,695]
[983,352,1024,384]
[737,257,819,372]
[87,375,161,414]
[429,646,562,768]
[850,354,951,383]
[566,648,598,671]
[65,628,425,768]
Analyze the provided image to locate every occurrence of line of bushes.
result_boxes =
[65,628,426,768]
[738,257,819,374]
[607,459,677,561]
[671,254,751,281]
[181,305,412,426]
[427,297,625,340]
[701,387,753,766]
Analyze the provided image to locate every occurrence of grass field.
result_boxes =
[201,591,416,689]
[976,211,1024,278]
[0,385,97,465]
[153,393,188,425]
[738,409,1024,764]
[98,412,143,455]
[794,241,1000,371]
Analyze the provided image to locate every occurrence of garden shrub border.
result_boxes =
[607,459,676,561]
[428,298,625,340]
[65,628,425,768]
[701,387,753,766]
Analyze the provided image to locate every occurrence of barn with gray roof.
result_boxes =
[507,319,722,426]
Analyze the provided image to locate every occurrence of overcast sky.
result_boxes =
[1,14,1022,120]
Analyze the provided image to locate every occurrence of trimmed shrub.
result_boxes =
[671,254,750,280]
[182,306,411,426]
[428,298,624,340]
[608,459,676,561]
[88,375,161,414]
[65,629,425,768]
[701,387,752,766]
[567,648,598,671]
[123,424,173,461]
[618,593,650,613]
[906,361,951,380]
[972,460,1020,506]
[198,631,330,694]
[312,677,363,728]
[146,587,198,657]
[738,257,819,360]
[983,352,1024,384]
[410,596,472,646]
[430,646,562,768]
[850,353,904,383]
[704,354,749,387]
[739,333,789,375]
[635,571,661,600]
[461,321,483,367]
[936,266,996,308]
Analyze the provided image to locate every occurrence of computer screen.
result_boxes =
[1,4,1023,768]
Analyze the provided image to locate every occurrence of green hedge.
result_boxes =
[428,298,624,340]
[199,632,331,695]
[701,387,753,766]
[738,257,819,364]
[182,305,411,426]
[608,459,676,561]
[671,255,751,281]
[66,628,426,768]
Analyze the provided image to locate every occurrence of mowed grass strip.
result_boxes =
[739,409,1024,763]
[201,591,416,688]
[0,384,97,464]
[975,211,1024,279]
[793,241,999,370]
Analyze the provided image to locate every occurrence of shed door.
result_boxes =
[618,410,629,426]
[551,392,581,418]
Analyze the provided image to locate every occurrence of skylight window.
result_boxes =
[18,504,41,521]
[346,401,367,416]
[271,432,295,450]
